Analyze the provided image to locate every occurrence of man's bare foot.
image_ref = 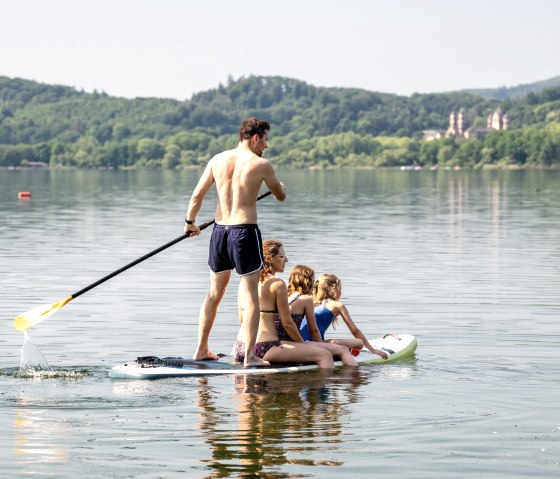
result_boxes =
[244,356,270,368]
[193,350,220,361]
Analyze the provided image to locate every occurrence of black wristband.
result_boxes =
[185,219,194,225]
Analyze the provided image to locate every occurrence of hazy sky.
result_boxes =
[2,0,559,100]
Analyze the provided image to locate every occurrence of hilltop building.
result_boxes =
[487,107,509,130]
[423,107,509,141]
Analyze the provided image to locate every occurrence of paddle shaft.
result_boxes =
[71,190,272,300]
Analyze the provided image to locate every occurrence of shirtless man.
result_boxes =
[184,117,286,367]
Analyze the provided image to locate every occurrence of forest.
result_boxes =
[1,75,559,169]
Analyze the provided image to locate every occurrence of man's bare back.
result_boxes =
[211,148,273,225]
[185,130,284,229]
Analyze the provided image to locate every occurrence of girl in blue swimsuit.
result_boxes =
[299,273,388,359]
[288,265,358,366]
[233,240,336,368]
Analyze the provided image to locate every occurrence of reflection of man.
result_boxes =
[184,117,286,367]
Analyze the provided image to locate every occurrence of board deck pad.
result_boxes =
[109,333,417,379]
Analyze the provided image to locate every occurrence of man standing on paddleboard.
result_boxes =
[184,117,286,367]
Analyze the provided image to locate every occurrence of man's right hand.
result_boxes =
[184,223,201,236]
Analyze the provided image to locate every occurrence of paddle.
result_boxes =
[14,190,273,332]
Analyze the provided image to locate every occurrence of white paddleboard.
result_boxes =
[109,333,417,379]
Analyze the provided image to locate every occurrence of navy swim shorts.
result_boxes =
[208,224,263,275]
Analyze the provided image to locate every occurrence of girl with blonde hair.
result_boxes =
[299,273,388,359]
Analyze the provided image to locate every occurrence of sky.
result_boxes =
[2,0,559,100]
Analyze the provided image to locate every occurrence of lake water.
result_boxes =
[1,168,559,478]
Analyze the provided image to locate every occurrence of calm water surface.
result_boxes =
[1,169,559,478]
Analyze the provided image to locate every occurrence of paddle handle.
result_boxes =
[71,190,272,300]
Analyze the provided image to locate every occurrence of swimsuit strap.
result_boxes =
[288,293,302,306]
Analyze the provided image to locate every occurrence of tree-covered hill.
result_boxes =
[460,75,560,101]
[1,74,559,169]
[1,75,491,142]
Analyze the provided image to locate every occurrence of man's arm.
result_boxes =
[184,160,215,235]
[262,161,286,201]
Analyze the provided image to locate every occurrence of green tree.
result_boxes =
[112,122,130,141]
[418,140,439,166]
[453,140,482,167]
[437,143,456,165]
[137,138,164,162]
[74,136,101,167]
[162,144,180,169]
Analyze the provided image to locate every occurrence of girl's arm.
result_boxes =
[335,302,388,359]
[301,297,323,342]
[275,281,305,343]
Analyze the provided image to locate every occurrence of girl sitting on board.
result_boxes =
[233,240,335,369]
[299,273,388,359]
[286,265,357,366]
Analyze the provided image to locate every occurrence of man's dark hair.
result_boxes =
[239,117,270,141]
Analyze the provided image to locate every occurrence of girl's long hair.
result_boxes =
[313,274,341,304]
[313,273,342,328]
[288,264,315,295]
[260,239,284,282]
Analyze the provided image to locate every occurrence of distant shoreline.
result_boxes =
[3,164,559,172]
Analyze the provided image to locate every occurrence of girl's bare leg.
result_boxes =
[264,342,335,369]
[312,342,358,366]
[326,338,362,350]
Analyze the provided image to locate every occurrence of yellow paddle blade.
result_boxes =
[13,296,73,332]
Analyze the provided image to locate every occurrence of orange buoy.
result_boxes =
[18,191,32,199]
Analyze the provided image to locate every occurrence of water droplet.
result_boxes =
[20,332,52,372]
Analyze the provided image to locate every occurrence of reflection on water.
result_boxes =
[196,369,369,478]
[13,407,69,464]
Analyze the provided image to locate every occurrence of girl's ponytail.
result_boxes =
[313,274,341,305]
